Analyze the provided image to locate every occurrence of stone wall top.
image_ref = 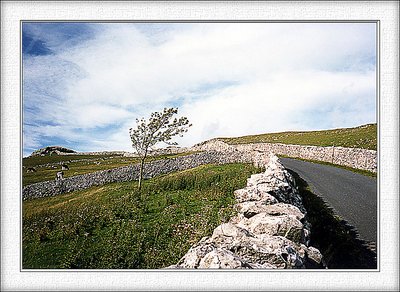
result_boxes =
[191,140,377,173]
[23,150,266,200]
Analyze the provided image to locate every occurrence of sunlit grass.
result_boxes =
[220,123,377,150]
[22,163,261,269]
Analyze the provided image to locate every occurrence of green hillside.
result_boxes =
[22,152,195,186]
[219,123,377,150]
[23,163,261,269]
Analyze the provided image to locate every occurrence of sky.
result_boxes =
[22,22,376,157]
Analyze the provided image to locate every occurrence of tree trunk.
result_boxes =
[138,152,147,191]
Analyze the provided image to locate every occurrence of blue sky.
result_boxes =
[23,22,376,157]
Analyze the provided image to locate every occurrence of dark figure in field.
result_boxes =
[61,164,69,170]
[55,171,64,180]
[26,167,36,173]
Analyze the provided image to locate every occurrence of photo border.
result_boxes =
[19,18,381,273]
[2,1,399,291]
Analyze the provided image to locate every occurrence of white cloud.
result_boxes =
[23,22,376,152]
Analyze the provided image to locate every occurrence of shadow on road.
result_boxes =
[287,169,377,269]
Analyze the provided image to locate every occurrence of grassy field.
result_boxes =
[219,123,377,150]
[22,152,195,186]
[22,163,261,269]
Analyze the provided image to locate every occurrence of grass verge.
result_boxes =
[23,163,261,269]
[288,169,377,269]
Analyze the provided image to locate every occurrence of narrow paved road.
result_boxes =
[280,158,377,244]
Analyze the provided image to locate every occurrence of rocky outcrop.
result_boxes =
[30,146,77,156]
[168,154,324,269]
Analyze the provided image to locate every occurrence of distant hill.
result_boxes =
[30,146,77,156]
[218,123,377,150]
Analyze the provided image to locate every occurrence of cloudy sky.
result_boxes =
[22,22,376,157]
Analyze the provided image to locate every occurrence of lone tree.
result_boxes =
[129,107,192,190]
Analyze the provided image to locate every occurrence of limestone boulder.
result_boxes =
[173,237,215,269]
[198,248,252,269]
[244,156,306,213]
[172,223,320,269]
[235,201,304,220]
[234,187,277,203]
[265,187,305,214]
[209,223,308,269]
[235,213,304,243]
[251,151,272,169]
[308,246,323,265]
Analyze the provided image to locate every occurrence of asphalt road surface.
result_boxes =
[280,158,377,244]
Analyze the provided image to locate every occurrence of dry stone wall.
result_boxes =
[24,138,376,200]
[23,150,260,200]
[192,139,377,173]
[24,144,325,269]
[168,154,324,269]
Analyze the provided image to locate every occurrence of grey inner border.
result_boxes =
[19,19,381,272]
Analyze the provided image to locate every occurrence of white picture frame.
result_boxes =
[1,1,398,291]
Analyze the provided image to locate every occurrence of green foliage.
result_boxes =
[23,163,261,269]
[130,107,192,155]
[129,107,192,190]
[220,123,377,150]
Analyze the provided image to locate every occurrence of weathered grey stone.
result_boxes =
[211,225,307,269]
[174,237,215,269]
[265,188,306,214]
[236,213,304,241]
[235,202,304,220]
[247,262,278,269]
[242,156,306,213]
[234,187,278,203]
[198,248,251,269]
[210,223,308,268]
[193,139,377,173]
[173,223,314,269]
[304,245,324,265]
[211,223,255,245]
